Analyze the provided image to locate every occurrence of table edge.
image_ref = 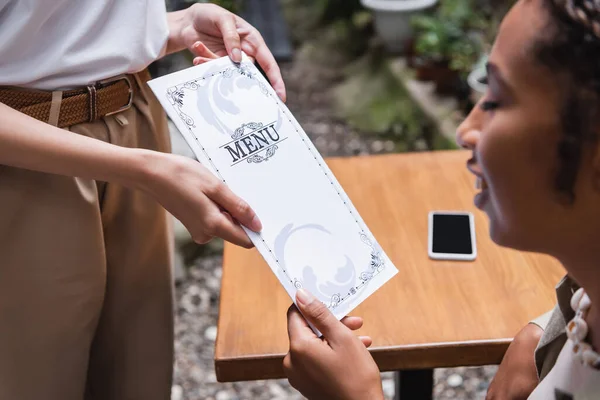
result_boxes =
[214,338,512,382]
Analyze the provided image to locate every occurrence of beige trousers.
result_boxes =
[0,74,174,400]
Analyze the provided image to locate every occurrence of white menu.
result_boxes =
[148,55,398,320]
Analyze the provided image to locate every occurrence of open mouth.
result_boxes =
[467,157,490,209]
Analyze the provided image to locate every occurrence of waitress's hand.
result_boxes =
[140,152,261,248]
[166,3,286,101]
[284,289,384,400]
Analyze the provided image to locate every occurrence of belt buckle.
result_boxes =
[98,75,134,117]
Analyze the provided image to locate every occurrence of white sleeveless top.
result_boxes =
[0,0,169,90]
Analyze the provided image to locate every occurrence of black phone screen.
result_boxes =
[432,214,473,254]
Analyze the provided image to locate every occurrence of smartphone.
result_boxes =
[428,211,477,261]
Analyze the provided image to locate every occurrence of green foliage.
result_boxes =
[190,0,241,13]
[281,0,457,151]
[281,0,331,43]
[333,54,442,151]
[281,0,373,66]
[412,17,463,62]
[213,0,239,11]
[411,0,486,76]
[281,0,369,44]
[448,36,481,75]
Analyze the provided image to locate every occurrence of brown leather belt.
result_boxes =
[0,69,151,128]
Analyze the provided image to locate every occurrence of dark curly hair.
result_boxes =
[533,0,600,203]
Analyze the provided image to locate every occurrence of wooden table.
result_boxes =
[215,150,565,397]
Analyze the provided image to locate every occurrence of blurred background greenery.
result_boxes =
[158,0,517,154]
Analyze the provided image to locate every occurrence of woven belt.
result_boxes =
[0,70,151,128]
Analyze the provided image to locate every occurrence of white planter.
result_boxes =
[361,0,438,53]
[467,55,488,103]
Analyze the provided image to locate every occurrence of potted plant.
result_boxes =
[410,0,485,95]
[410,16,462,94]
[360,0,438,53]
